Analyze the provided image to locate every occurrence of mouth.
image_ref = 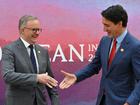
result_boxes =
[32,34,39,38]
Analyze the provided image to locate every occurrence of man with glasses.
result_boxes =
[2,15,60,105]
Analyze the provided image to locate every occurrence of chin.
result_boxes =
[31,41,37,44]
[32,39,37,43]
[108,34,112,38]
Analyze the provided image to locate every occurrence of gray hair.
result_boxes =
[18,15,38,30]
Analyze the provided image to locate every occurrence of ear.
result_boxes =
[19,28,24,34]
[118,21,123,26]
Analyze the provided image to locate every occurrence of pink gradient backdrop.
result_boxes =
[0,0,140,105]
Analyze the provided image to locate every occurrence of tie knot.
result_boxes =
[29,44,34,49]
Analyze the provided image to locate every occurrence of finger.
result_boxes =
[59,80,65,89]
[48,80,58,87]
[64,83,71,89]
[45,73,58,84]
[59,79,69,89]
[60,83,69,89]
[59,80,71,89]
[47,78,58,87]
[59,82,66,89]
[46,78,58,88]
[47,77,58,86]
[49,77,58,84]
[46,83,53,88]
[46,73,58,84]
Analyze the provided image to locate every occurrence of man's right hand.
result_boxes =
[37,73,58,88]
[59,70,77,89]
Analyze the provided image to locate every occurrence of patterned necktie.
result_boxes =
[29,44,37,73]
[108,38,117,67]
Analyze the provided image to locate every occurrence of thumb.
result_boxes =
[61,70,71,76]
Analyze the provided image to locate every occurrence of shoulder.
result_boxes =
[2,39,20,52]
[126,33,140,46]
[99,35,111,44]
[126,33,140,54]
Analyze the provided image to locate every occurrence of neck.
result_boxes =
[115,27,126,38]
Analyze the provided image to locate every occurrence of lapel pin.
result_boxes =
[120,48,124,52]
[38,51,41,53]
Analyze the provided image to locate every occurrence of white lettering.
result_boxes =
[52,44,67,62]
[68,44,84,62]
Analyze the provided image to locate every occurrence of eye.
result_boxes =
[32,28,38,31]
[32,28,42,33]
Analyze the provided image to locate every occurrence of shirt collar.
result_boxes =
[20,37,30,48]
[116,29,127,44]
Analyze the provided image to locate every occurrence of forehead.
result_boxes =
[102,17,114,25]
[26,19,40,27]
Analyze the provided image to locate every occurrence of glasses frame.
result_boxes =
[24,27,42,33]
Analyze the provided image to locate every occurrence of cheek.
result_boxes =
[106,27,112,32]
[24,33,32,39]
[112,27,118,33]
[109,27,116,32]
[25,31,32,36]
[104,26,109,31]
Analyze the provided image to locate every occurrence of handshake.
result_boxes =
[37,70,77,89]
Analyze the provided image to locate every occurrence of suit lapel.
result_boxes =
[104,37,112,73]
[35,45,42,73]
[16,39,35,73]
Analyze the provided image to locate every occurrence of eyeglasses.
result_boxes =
[24,27,42,33]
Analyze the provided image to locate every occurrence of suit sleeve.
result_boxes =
[45,49,60,105]
[126,44,140,105]
[2,47,37,86]
[75,37,104,82]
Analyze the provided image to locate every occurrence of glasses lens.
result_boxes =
[32,28,42,33]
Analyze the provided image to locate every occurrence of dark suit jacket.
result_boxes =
[75,32,140,105]
[2,38,59,105]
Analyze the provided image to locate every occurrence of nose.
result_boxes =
[33,28,42,34]
[36,30,40,34]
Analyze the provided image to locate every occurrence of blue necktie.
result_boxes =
[29,45,37,73]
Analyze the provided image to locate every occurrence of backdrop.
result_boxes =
[0,0,140,105]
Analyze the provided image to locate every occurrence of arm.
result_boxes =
[75,37,103,82]
[2,46,58,88]
[46,49,60,105]
[126,44,140,105]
